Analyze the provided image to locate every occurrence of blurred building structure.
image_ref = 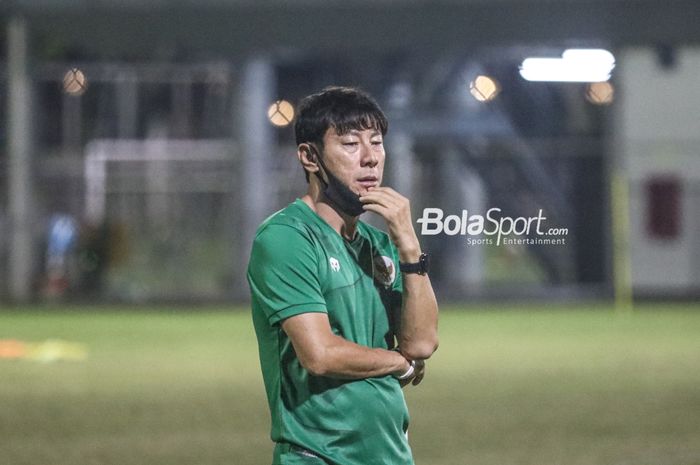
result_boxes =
[616,48,700,298]
[1,0,700,303]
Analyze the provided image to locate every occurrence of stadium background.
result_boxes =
[1,1,699,464]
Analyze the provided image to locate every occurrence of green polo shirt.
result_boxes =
[247,199,413,465]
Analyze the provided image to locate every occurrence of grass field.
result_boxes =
[1,304,699,465]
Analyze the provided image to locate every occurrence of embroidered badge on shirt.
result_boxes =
[329,257,340,272]
[374,255,396,287]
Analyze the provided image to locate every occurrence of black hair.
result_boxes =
[294,86,388,182]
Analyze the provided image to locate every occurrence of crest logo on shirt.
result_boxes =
[329,257,341,272]
[374,255,396,288]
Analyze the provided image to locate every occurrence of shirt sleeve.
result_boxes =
[247,223,327,326]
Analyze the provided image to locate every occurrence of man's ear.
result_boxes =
[298,143,320,176]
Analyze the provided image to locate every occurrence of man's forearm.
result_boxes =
[398,272,439,360]
[282,313,410,380]
[357,186,439,360]
[302,334,410,379]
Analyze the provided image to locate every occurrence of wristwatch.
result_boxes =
[399,252,430,275]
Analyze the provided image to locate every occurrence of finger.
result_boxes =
[360,193,408,224]
[361,203,391,216]
[412,362,425,385]
[412,368,425,386]
[364,192,410,219]
[367,186,400,198]
[360,191,401,210]
[361,187,403,202]
[361,186,403,201]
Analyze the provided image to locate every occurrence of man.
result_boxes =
[248,86,438,465]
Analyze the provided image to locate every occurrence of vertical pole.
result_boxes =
[386,82,416,225]
[237,56,274,298]
[7,16,35,303]
[611,172,633,313]
[116,67,139,138]
[61,87,82,149]
[387,131,415,205]
[608,51,633,313]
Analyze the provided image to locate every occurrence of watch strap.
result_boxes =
[399,252,429,275]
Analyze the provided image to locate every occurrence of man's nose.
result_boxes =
[360,142,379,166]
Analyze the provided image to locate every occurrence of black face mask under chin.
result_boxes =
[315,158,365,217]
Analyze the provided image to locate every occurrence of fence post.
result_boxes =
[7,16,36,303]
[236,56,275,300]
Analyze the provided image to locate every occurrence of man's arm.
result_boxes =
[397,267,439,360]
[361,187,439,361]
[281,312,411,379]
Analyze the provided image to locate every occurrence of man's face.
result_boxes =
[319,126,385,195]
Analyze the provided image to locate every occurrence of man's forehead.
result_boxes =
[324,127,381,138]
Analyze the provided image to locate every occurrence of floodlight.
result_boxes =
[519,49,615,82]
[469,75,500,102]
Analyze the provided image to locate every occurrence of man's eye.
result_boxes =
[343,142,359,146]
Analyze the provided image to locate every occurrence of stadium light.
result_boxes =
[267,99,295,127]
[62,68,88,96]
[586,81,615,105]
[519,49,615,82]
[469,75,500,102]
